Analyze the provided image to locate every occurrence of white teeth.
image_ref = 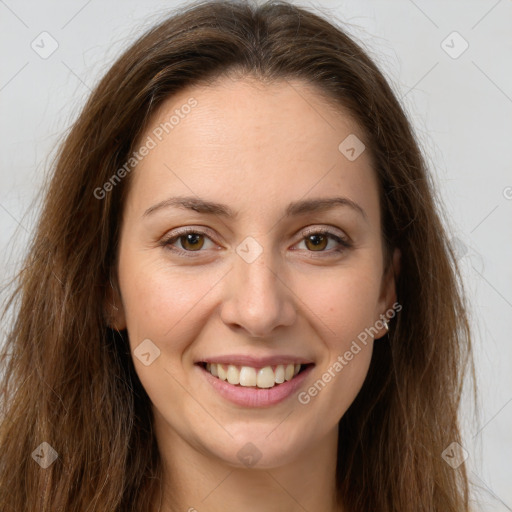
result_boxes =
[256,366,275,388]
[275,365,285,384]
[239,366,257,387]
[217,364,227,381]
[226,364,240,385]
[285,363,295,381]
[205,362,305,388]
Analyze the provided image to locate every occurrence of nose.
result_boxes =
[219,244,297,338]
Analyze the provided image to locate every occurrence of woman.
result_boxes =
[0,0,474,510]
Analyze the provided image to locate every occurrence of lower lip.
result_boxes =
[198,364,314,408]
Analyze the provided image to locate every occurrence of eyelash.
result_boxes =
[159,226,352,258]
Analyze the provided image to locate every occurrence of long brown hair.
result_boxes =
[0,1,474,510]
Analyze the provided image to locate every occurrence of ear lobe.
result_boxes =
[104,277,127,330]
[377,247,401,320]
[384,247,401,308]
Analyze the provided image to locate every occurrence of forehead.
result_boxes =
[126,77,379,225]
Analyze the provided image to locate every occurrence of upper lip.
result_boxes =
[196,355,315,367]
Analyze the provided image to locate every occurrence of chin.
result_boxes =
[203,425,312,470]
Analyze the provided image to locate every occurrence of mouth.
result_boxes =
[197,362,313,389]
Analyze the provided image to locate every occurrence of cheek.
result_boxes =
[117,254,222,424]
[118,250,224,345]
[293,268,379,413]
[312,345,373,427]
[297,265,382,344]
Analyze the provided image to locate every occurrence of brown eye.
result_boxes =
[294,228,352,256]
[179,233,205,251]
[161,229,217,255]
[304,233,329,251]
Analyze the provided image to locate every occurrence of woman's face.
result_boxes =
[111,76,398,469]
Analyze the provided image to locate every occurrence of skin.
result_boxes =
[108,76,400,512]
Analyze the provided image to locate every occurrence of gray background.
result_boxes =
[1,0,511,509]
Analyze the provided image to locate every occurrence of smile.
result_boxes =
[202,362,307,389]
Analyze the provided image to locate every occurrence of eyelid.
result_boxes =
[298,225,349,241]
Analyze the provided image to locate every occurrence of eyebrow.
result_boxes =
[143,195,368,222]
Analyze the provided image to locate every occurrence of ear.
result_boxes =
[374,247,401,339]
[104,275,127,331]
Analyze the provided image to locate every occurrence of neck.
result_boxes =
[151,413,343,512]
